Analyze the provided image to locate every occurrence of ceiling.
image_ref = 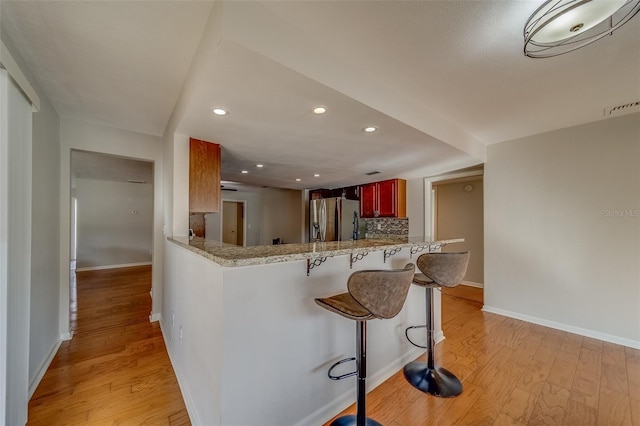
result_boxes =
[2,1,639,190]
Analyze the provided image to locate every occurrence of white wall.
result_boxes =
[1,28,63,422]
[405,177,424,238]
[75,178,153,269]
[28,86,61,397]
[485,113,640,348]
[0,68,32,426]
[162,241,224,425]
[60,119,164,331]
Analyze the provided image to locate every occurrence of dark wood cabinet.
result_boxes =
[189,138,221,213]
[310,189,332,200]
[359,179,406,218]
[343,185,359,200]
[311,186,359,200]
[359,183,377,218]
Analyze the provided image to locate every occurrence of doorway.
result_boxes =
[70,150,154,331]
[222,200,245,246]
[424,169,484,305]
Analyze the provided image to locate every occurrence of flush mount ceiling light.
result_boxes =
[363,126,377,133]
[314,174,320,177]
[212,108,228,116]
[295,178,302,182]
[313,106,327,114]
[256,164,264,168]
[241,170,248,174]
[524,0,640,58]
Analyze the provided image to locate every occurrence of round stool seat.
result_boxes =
[315,293,375,321]
[412,273,440,288]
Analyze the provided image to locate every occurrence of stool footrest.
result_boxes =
[405,325,428,349]
[328,357,357,380]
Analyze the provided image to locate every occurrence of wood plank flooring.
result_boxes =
[27,266,190,426]
[324,286,640,426]
[28,270,639,426]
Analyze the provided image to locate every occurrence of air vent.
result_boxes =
[604,101,640,117]
[365,171,381,176]
[127,179,146,184]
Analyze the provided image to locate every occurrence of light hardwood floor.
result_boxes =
[27,265,190,425]
[324,286,640,426]
[28,269,639,425]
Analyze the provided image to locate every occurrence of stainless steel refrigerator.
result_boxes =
[310,198,363,242]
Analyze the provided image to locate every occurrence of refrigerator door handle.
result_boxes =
[318,199,327,242]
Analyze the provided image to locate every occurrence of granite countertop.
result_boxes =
[168,236,464,267]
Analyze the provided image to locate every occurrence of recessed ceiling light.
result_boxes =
[256,164,264,168]
[295,178,302,182]
[363,126,377,133]
[241,170,248,174]
[314,174,320,177]
[313,106,327,114]
[212,108,228,116]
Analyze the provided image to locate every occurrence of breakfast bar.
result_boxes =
[162,236,463,426]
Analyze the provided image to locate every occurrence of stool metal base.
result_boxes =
[330,414,382,426]
[403,361,462,397]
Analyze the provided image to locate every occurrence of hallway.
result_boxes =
[27,266,189,425]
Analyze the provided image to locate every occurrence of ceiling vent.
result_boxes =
[604,101,640,117]
[365,171,381,176]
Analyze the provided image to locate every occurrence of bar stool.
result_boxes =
[404,252,470,397]
[315,263,415,426]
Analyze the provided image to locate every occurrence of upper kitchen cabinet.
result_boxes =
[189,138,221,213]
[359,178,406,218]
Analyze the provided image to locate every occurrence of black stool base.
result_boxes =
[403,362,462,397]
[330,414,382,426]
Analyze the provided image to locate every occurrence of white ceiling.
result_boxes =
[2,1,639,190]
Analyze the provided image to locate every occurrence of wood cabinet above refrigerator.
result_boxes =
[359,178,406,218]
[189,138,221,213]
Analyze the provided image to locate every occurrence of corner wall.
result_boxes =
[484,113,640,347]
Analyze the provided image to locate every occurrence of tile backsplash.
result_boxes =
[364,217,409,239]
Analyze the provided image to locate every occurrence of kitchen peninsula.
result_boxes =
[163,236,463,426]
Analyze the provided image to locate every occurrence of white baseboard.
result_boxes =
[29,338,62,398]
[75,262,152,272]
[149,312,161,322]
[461,280,484,289]
[60,330,73,341]
[159,318,201,425]
[482,305,640,350]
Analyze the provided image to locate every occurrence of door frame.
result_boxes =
[423,170,483,240]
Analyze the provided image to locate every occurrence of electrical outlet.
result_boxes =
[179,326,183,341]
[171,311,175,327]
[377,223,382,230]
